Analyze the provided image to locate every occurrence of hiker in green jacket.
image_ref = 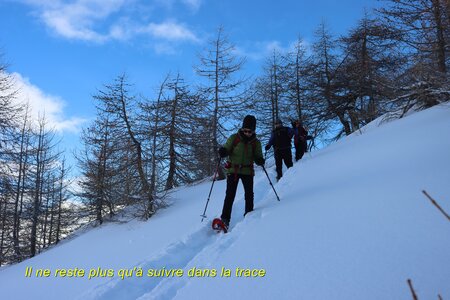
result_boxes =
[218,115,265,229]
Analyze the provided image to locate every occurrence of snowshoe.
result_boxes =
[212,218,228,233]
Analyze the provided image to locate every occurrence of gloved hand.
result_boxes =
[265,144,271,151]
[255,157,265,166]
[218,147,228,158]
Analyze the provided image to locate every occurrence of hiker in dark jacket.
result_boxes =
[265,119,294,180]
[218,115,265,229]
[292,120,309,161]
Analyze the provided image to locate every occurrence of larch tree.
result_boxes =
[378,0,450,110]
[195,26,247,178]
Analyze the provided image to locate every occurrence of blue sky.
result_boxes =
[0,0,380,167]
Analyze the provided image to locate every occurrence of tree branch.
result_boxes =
[407,279,419,300]
[422,190,450,222]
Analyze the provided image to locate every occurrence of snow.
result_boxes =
[1,104,450,300]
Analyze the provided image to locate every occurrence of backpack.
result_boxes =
[225,133,257,179]
[229,133,257,155]
[273,127,292,150]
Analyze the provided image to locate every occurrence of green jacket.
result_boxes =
[223,131,264,176]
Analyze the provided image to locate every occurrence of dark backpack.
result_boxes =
[273,127,291,150]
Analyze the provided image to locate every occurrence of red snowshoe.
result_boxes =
[212,218,228,233]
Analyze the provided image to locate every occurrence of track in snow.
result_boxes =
[80,165,281,300]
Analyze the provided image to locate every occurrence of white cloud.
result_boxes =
[153,0,202,11]
[181,0,202,11]
[42,10,108,42]
[152,42,178,55]
[12,72,86,134]
[234,41,284,61]
[107,18,200,44]
[22,0,127,43]
[141,21,199,42]
[20,0,200,45]
[236,40,311,61]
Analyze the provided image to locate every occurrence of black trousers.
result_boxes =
[275,148,293,179]
[295,143,306,161]
[221,174,254,223]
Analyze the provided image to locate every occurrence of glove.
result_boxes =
[255,157,265,166]
[265,144,271,151]
[218,147,228,158]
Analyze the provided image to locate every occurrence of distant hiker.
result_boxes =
[292,120,309,161]
[265,119,294,181]
[218,115,265,229]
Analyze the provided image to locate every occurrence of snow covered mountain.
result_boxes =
[1,105,449,300]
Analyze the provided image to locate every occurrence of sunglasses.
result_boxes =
[242,129,253,134]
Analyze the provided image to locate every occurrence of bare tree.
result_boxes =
[309,21,353,138]
[0,54,21,153]
[154,73,205,189]
[0,54,78,266]
[379,0,449,74]
[284,37,309,123]
[252,48,288,139]
[336,14,402,128]
[11,105,32,260]
[378,0,450,110]
[29,116,61,257]
[93,75,155,218]
[139,74,171,194]
[0,176,13,266]
[195,26,247,178]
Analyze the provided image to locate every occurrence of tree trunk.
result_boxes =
[273,53,280,121]
[150,75,169,193]
[0,187,9,266]
[213,34,226,180]
[30,124,44,257]
[117,76,154,216]
[432,0,447,74]
[165,80,179,190]
[13,111,29,258]
[295,49,303,122]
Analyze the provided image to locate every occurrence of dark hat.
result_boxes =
[275,119,283,126]
[242,115,256,131]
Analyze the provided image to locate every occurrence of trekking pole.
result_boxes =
[200,157,222,222]
[262,165,280,201]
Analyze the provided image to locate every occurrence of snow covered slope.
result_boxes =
[1,105,449,300]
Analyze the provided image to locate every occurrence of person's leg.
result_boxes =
[285,148,293,169]
[275,150,283,180]
[299,137,306,159]
[303,138,308,153]
[298,146,305,160]
[220,175,239,225]
[295,144,301,161]
[241,175,254,216]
